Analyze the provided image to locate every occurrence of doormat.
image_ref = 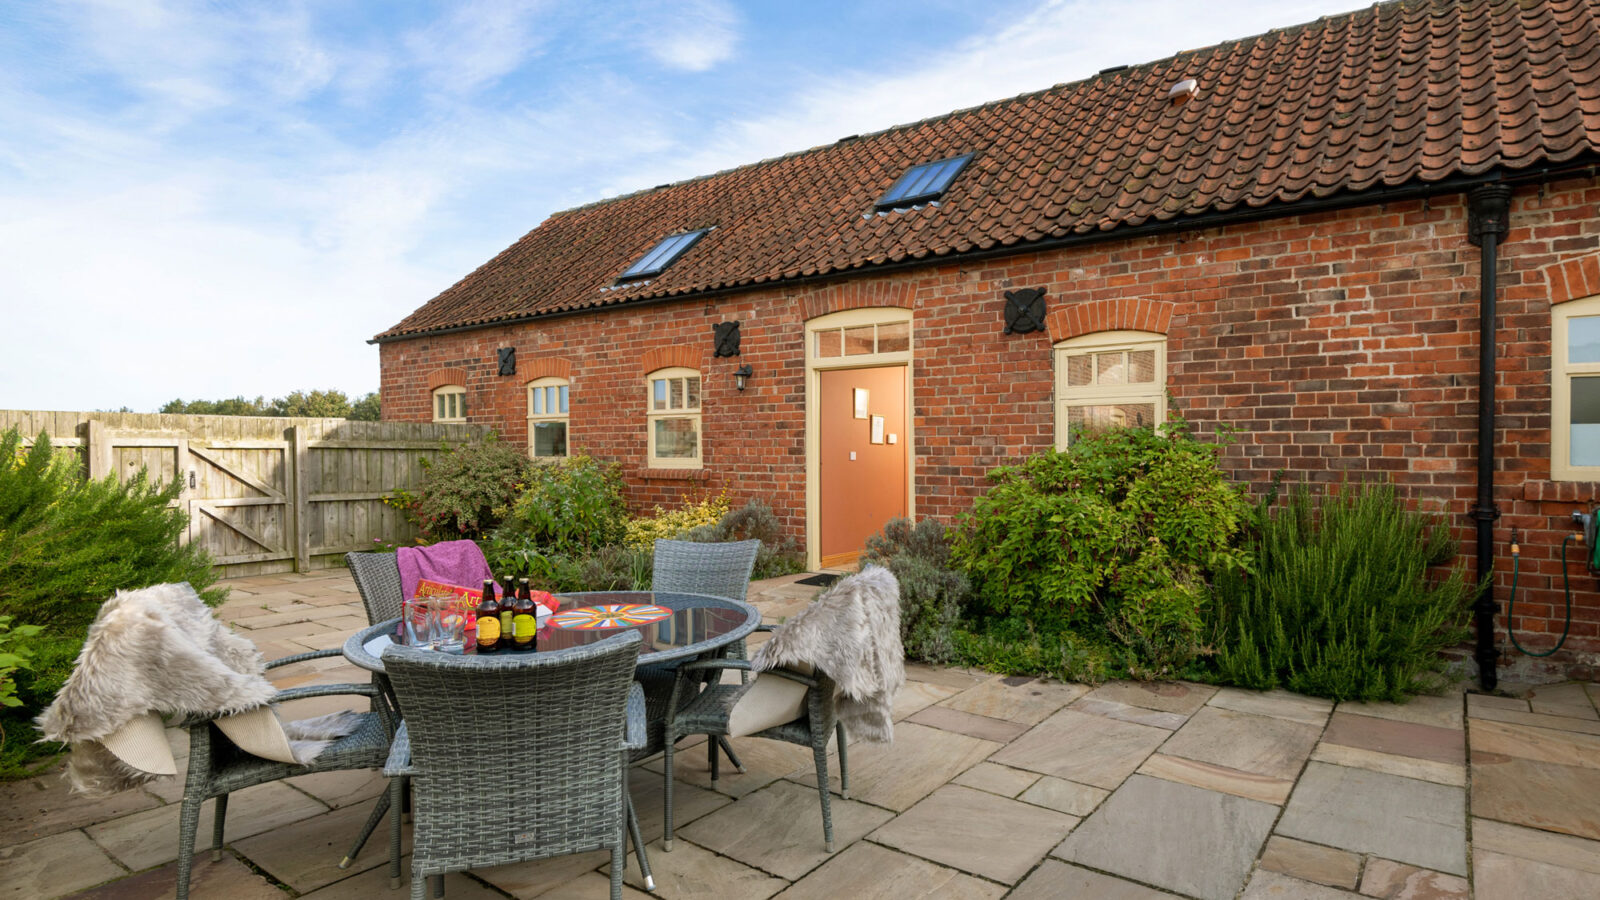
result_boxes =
[795,573,841,587]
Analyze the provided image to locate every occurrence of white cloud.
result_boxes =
[404,0,552,96]
[635,0,741,72]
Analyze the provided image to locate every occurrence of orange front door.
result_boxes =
[818,366,907,568]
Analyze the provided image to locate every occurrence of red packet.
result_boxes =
[414,579,482,627]
[529,590,560,613]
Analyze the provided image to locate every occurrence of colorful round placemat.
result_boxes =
[550,603,672,630]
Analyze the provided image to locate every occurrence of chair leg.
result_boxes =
[812,739,835,853]
[389,777,405,889]
[663,727,676,851]
[708,734,720,782]
[836,722,850,799]
[210,793,229,862]
[625,768,655,891]
[718,736,746,773]
[339,788,392,868]
[610,844,625,900]
[175,790,205,900]
[409,867,425,900]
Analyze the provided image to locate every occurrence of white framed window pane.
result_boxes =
[653,379,667,410]
[531,389,543,415]
[653,417,698,458]
[844,325,875,355]
[877,321,910,353]
[1096,352,1126,384]
[532,422,567,458]
[1572,317,1600,364]
[1129,350,1156,383]
[685,377,700,409]
[436,395,444,419]
[1066,403,1156,434]
[816,329,842,357]
[1066,354,1092,386]
[1573,377,1600,465]
[558,385,568,413]
[669,378,684,410]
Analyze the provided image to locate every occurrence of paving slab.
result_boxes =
[1017,776,1109,817]
[1308,742,1465,787]
[625,768,733,844]
[935,676,1085,725]
[989,709,1168,789]
[1472,817,1600,875]
[84,780,328,870]
[677,780,893,880]
[902,662,989,690]
[286,768,389,809]
[1206,687,1333,727]
[1276,762,1466,875]
[605,838,787,898]
[1526,682,1600,720]
[891,680,963,720]
[1337,693,1463,730]
[644,734,812,799]
[869,784,1077,885]
[1321,712,1464,766]
[1082,680,1216,716]
[906,705,1027,743]
[0,765,159,847]
[1468,692,1530,712]
[0,830,126,900]
[230,802,399,892]
[1159,706,1322,781]
[1471,753,1600,840]
[1054,774,1277,900]
[1137,753,1294,805]
[1358,857,1469,899]
[1472,849,1600,900]
[1470,717,1600,769]
[774,841,1004,900]
[1240,869,1358,899]
[1071,697,1188,730]
[1257,835,1361,889]
[1007,859,1181,899]
[951,761,1040,798]
[305,861,509,899]
[788,722,998,811]
[58,852,281,900]
[471,849,610,898]
[1467,702,1600,735]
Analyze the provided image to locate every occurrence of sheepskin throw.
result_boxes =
[37,582,357,796]
[751,565,905,743]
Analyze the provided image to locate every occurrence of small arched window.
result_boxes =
[1054,330,1165,448]
[646,366,701,468]
[526,377,570,459]
[432,385,466,423]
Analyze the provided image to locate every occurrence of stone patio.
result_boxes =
[3,570,1600,899]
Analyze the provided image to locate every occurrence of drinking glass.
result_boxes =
[403,596,432,648]
[431,598,467,653]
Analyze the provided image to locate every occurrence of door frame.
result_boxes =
[804,307,915,571]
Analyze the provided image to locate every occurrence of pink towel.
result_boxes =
[397,540,502,601]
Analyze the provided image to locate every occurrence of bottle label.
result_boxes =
[513,614,536,640]
[477,618,500,642]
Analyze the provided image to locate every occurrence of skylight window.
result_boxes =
[876,153,973,210]
[618,229,709,280]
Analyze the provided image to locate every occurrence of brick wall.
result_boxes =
[379,175,1600,674]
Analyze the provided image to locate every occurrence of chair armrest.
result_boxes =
[271,683,383,704]
[623,684,647,751]
[673,658,818,687]
[265,648,345,669]
[753,624,779,633]
[382,723,413,777]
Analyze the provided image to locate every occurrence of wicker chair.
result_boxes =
[381,631,652,900]
[346,551,404,625]
[176,648,400,899]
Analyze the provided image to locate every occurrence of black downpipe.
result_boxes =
[1468,184,1512,692]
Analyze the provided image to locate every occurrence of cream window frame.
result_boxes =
[1551,295,1600,480]
[526,377,570,460]
[646,366,702,469]
[432,386,466,423]
[1053,330,1166,449]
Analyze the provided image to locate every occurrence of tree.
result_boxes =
[269,390,351,418]
[160,396,272,416]
[157,390,380,420]
[349,392,381,421]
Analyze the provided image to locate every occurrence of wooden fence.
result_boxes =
[2,411,489,577]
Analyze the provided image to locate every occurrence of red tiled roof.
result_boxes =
[378,0,1600,341]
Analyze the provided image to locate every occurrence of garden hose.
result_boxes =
[1505,531,1574,658]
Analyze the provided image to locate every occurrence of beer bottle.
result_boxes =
[496,581,514,651]
[512,578,537,651]
[475,580,502,653]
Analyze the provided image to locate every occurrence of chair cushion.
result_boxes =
[727,664,813,738]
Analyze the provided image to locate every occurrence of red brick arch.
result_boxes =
[521,358,573,382]
[1545,255,1600,305]
[801,280,917,321]
[426,367,467,389]
[640,346,703,373]
[1045,298,1175,343]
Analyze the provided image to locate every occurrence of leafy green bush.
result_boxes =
[413,435,532,540]
[1207,482,1473,702]
[862,518,970,664]
[953,420,1251,676]
[0,615,42,749]
[624,492,730,548]
[500,456,629,555]
[681,498,806,580]
[480,531,651,593]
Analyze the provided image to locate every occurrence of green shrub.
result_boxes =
[500,456,629,555]
[952,621,1115,685]
[480,530,651,593]
[0,615,42,749]
[952,420,1251,676]
[862,518,970,664]
[413,435,533,540]
[624,492,730,548]
[1207,482,1473,702]
[681,499,806,580]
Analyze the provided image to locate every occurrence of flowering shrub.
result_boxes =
[411,436,532,540]
[624,493,731,548]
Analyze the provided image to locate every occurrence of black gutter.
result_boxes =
[1467,183,1513,692]
[371,162,1599,344]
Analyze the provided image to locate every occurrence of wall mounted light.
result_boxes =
[733,365,753,391]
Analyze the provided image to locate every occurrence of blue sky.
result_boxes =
[0,0,1362,412]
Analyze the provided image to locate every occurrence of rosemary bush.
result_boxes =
[1207,482,1473,702]
[862,517,969,664]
